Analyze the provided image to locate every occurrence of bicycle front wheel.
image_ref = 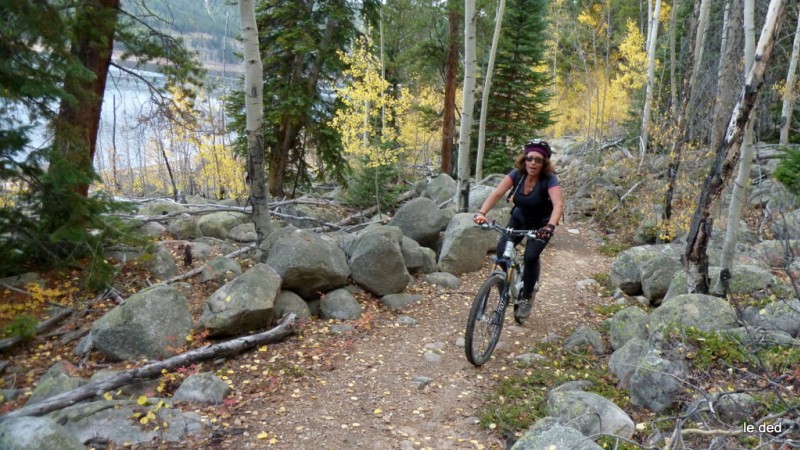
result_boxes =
[465,275,507,366]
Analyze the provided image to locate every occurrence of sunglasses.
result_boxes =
[525,156,545,164]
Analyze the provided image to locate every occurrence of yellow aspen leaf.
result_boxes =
[269,438,278,444]
[137,396,148,405]
[257,432,268,439]
[373,408,382,415]
[103,392,113,401]
[225,296,232,303]
[140,416,149,425]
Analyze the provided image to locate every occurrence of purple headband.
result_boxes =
[525,146,549,159]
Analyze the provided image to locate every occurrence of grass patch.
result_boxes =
[593,303,629,316]
[479,345,628,433]
[598,241,628,257]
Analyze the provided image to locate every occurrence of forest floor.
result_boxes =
[0,219,618,450]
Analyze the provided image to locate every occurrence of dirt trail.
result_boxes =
[196,222,613,450]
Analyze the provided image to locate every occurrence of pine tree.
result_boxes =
[480,0,553,175]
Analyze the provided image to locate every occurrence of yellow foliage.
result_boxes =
[195,141,247,200]
[331,36,410,168]
[614,20,649,91]
[395,84,443,173]
[577,3,608,36]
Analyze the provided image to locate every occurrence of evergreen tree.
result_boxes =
[226,0,379,198]
[480,0,553,175]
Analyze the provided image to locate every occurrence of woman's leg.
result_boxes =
[520,236,550,299]
[495,216,524,269]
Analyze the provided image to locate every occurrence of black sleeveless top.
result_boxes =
[506,169,560,227]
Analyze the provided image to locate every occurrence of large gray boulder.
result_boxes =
[547,390,635,439]
[512,421,603,450]
[628,349,687,413]
[266,229,350,299]
[741,299,800,337]
[320,289,362,320]
[168,216,201,240]
[438,213,498,275]
[424,173,456,204]
[563,326,607,355]
[142,243,178,280]
[92,284,192,360]
[348,226,411,296]
[640,255,681,303]
[173,373,231,405]
[388,197,448,248]
[609,246,660,295]
[608,337,649,388]
[607,306,649,350]
[0,416,85,450]
[49,400,204,446]
[138,201,188,216]
[753,240,800,268]
[649,294,739,333]
[198,263,282,336]
[197,211,248,240]
[400,237,437,274]
[28,362,87,405]
[663,265,786,302]
[273,290,311,320]
[769,208,800,239]
[228,222,257,242]
[277,202,344,229]
[199,256,242,283]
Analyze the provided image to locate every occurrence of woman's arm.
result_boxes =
[547,185,564,227]
[477,175,514,215]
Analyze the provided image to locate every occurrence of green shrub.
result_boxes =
[1,314,39,339]
[774,146,800,196]
[343,157,404,212]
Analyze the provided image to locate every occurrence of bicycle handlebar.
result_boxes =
[475,221,538,238]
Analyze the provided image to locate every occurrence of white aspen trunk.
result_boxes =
[684,0,785,294]
[780,8,800,145]
[716,0,756,294]
[475,0,506,181]
[669,0,679,119]
[240,0,271,244]
[456,0,477,212]
[640,0,662,160]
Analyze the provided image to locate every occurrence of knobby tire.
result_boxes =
[465,275,507,366]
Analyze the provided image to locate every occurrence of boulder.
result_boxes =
[199,264,282,336]
[92,284,192,360]
[197,211,248,240]
[273,290,311,320]
[769,208,800,239]
[438,213,498,275]
[512,421,603,450]
[228,222,257,242]
[199,256,242,283]
[628,349,687,413]
[138,201,188,216]
[266,229,350,299]
[380,293,423,310]
[173,373,231,405]
[388,197,448,248]
[547,390,635,439]
[609,246,670,295]
[348,226,411,296]
[400,237,437,274]
[139,221,166,237]
[741,299,800,337]
[0,416,84,450]
[649,294,738,333]
[423,173,456,205]
[142,243,178,280]
[424,272,462,289]
[753,240,800,268]
[640,256,681,303]
[563,326,607,355]
[664,265,785,302]
[607,307,649,350]
[608,337,649,388]
[319,289,362,320]
[168,217,201,240]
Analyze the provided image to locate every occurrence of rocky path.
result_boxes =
[191,222,613,450]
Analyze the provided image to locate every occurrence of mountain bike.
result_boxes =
[464,222,542,367]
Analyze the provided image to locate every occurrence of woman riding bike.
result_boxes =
[473,139,564,321]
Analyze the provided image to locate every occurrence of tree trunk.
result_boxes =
[441,4,460,176]
[456,0,477,212]
[716,0,757,294]
[0,315,297,421]
[685,0,712,140]
[710,0,743,152]
[669,0,679,119]
[240,0,271,245]
[684,0,786,294]
[640,0,662,160]
[475,0,506,181]
[780,7,800,145]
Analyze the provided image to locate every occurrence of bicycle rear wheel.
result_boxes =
[465,275,507,366]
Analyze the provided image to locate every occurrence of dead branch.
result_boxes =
[0,283,32,296]
[0,308,75,353]
[0,314,297,420]
[312,189,418,232]
[160,244,256,285]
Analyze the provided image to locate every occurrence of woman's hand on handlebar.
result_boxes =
[473,211,488,224]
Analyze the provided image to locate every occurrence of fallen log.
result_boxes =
[0,313,297,420]
[0,307,75,353]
